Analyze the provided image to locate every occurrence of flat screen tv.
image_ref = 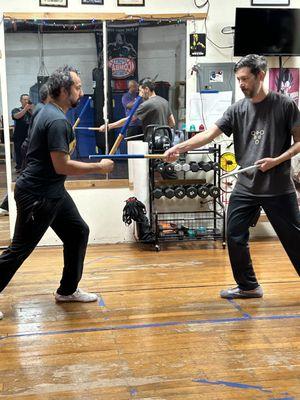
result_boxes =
[234,8,300,56]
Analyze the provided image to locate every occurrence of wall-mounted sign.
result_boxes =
[39,0,68,7]
[190,33,206,57]
[117,0,145,6]
[81,0,104,4]
[107,27,138,79]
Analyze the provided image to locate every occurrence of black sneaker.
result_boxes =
[220,285,263,299]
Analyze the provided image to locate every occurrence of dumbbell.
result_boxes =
[164,186,175,199]
[165,163,175,173]
[185,185,198,198]
[189,161,200,172]
[156,162,166,173]
[182,162,190,172]
[199,161,212,172]
[207,184,221,198]
[174,162,183,172]
[174,185,186,199]
[210,161,219,171]
[153,188,164,199]
[197,184,210,198]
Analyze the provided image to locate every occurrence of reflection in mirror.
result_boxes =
[4,19,186,184]
[0,79,10,246]
[4,20,120,182]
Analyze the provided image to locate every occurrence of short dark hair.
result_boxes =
[139,78,156,92]
[39,83,49,103]
[48,65,79,99]
[234,54,267,76]
[20,94,29,101]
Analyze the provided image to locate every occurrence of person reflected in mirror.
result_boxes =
[12,94,33,173]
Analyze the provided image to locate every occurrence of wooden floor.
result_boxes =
[0,240,299,400]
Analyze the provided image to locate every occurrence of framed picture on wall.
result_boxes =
[81,0,104,4]
[251,0,289,5]
[117,0,145,6]
[39,0,68,7]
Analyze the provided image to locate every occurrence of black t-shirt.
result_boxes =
[215,91,300,196]
[135,95,172,133]
[11,107,32,142]
[16,103,76,198]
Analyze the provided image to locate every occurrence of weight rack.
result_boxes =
[148,145,226,251]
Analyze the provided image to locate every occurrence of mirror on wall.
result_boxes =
[0,79,10,246]
[3,18,186,183]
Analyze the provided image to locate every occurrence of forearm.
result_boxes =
[274,142,300,165]
[108,117,128,130]
[13,109,27,119]
[56,160,104,175]
[168,114,176,128]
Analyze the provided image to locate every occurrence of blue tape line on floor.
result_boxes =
[2,313,300,341]
[193,379,294,399]
[98,296,106,307]
[193,378,272,393]
[130,388,138,396]
[226,299,252,319]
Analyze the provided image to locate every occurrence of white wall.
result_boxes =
[5,32,98,120]
[138,24,186,84]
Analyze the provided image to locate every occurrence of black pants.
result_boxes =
[14,139,25,170]
[227,191,300,290]
[0,194,8,211]
[0,186,89,295]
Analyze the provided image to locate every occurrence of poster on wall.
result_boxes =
[81,0,104,4]
[117,0,145,5]
[190,33,206,57]
[39,0,68,7]
[107,27,138,81]
[269,68,299,105]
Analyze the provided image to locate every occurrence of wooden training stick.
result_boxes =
[109,133,123,155]
[89,153,166,160]
[72,97,91,130]
[124,133,144,141]
[75,127,102,131]
[75,96,143,133]
[220,164,259,180]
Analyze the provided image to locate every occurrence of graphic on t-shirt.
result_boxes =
[251,129,264,145]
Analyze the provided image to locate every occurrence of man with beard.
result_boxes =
[0,66,114,320]
[164,54,300,299]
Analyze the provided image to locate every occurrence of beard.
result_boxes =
[70,97,81,108]
[242,88,256,98]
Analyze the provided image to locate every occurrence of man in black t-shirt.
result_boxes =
[164,54,300,300]
[0,66,114,321]
[21,83,50,170]
[12,94,33,172]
